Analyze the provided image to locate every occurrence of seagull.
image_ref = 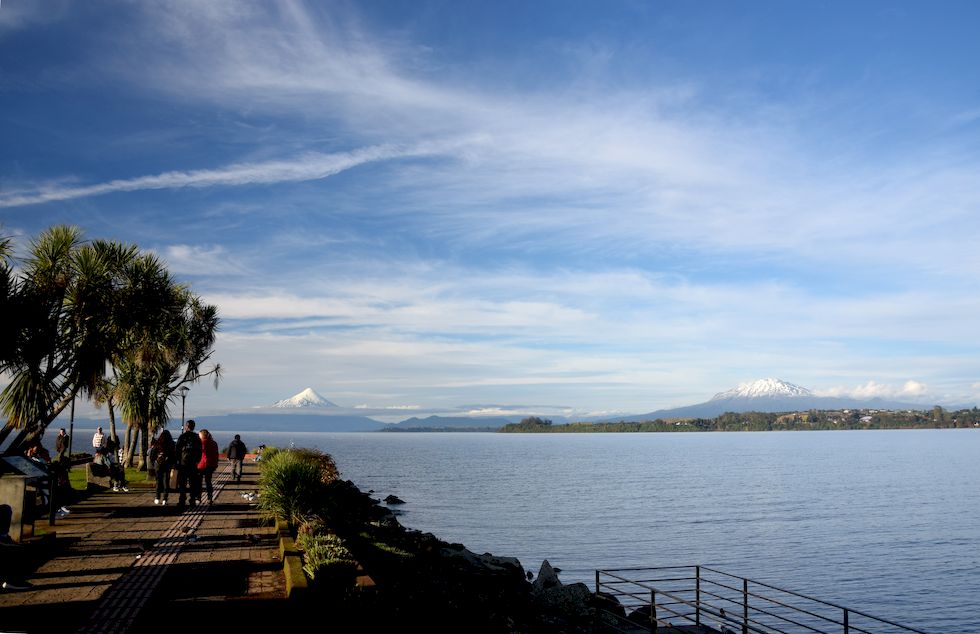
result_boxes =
[243,533,260,544]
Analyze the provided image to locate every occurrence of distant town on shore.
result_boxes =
[496,407,980,433]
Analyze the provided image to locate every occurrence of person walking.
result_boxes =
[197,429,219,504]
[51,431,73,515]
[151,429,176,505]
[92,426,105,451]
[227,434,248,482]
[174,419,202,508]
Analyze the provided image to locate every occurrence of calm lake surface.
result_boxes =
[66,428,980,631]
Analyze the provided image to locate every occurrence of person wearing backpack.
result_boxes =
[174,420,203,508]
[151,429,176,505]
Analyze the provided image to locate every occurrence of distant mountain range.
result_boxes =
[66,383,951,432]
[607,378,936,421]
[395,415,516,429]
[192,412,385,432]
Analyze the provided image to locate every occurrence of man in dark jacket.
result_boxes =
[174,419,203,507]
[227,434,249,482]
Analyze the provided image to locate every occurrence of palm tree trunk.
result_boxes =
[138,421,150,471]
[124,425,133,466]
[107,397,118,445]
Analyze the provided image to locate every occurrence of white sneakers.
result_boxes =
[2,581,32,591]
[154,498,160,505]
[112,486,119,492]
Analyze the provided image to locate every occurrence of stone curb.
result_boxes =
[276,518,308,599]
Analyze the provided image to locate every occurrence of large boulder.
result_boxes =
[439,544,526,578]
[535,581,593,619]
[85,462,110,490]
[532,559,562,592]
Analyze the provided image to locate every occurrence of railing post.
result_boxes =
[595,569,600,595]
[650,589,658,633]
[696,566,701,629]
[742,578,749,634]
[843,608,849,634]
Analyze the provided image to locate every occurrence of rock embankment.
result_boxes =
[307,478,608,632]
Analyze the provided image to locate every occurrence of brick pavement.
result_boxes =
[0,461,286,634]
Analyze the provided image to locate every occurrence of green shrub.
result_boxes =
[298,532,358,581]
[257,449,325,525]
[290,447,340,483]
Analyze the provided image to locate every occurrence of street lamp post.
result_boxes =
[179,386,190,425]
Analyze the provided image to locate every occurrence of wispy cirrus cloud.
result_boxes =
[0,143,452,208]
[159,244,248,276]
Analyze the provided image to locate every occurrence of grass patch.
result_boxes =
[65,464,154,490]
[372,541,413,558]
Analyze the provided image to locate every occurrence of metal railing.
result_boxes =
[594,566,928,634]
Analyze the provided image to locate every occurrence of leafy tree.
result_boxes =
[112,254,221,468]
[1,226,220,459]
[1,226,125,448]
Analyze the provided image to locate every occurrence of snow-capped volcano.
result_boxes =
[710,378,812,401]
[272,388,338,409]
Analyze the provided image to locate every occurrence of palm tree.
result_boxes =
[112,255,221,469]
[0,226,120,449]
[1,226,221,458]
[0,229,16,448]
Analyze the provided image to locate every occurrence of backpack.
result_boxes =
[179,434,197,466]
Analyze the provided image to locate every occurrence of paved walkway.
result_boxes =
[0,461,286,633]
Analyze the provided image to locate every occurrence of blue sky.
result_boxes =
[2,1,980,420]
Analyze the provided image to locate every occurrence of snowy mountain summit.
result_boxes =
[271,388,338,409]
[710,378,812,401]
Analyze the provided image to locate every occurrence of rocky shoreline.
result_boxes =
[301,477,619,632]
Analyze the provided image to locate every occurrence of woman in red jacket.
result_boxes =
[197,429,220,504]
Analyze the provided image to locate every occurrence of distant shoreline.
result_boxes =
[498,407,980,433]
[51,407,980,435]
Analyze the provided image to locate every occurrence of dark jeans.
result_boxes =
[200,467,215,503]
[155,464,171,501]
[176,466,201,506]
[109,464,126,488]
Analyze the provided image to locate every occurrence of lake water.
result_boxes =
[56,428,979,631]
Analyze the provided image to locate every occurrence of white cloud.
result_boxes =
[0,0,71,32]
[816,380,932,401]
[900,380,928,397]
[160,244,247,276]
[0,144,449,208]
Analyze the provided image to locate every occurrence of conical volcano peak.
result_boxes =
[710,378,812,401]
[272,388,338,408]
